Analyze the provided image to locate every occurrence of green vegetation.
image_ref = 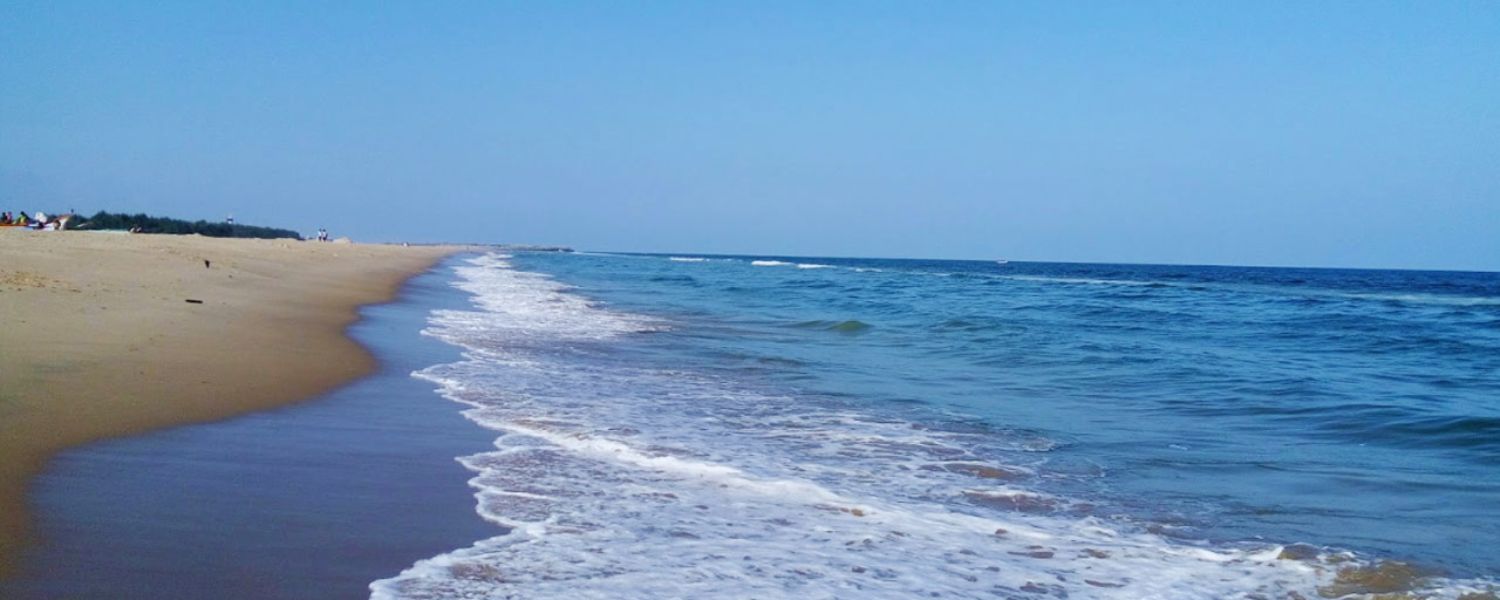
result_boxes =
[77,211,302,240]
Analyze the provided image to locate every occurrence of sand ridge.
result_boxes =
[0,229,463,575]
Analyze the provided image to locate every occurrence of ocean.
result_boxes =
[372,251,1500,599]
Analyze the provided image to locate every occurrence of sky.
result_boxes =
[2,1,1497,270]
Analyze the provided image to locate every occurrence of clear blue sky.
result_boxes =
[3,1,1496,270]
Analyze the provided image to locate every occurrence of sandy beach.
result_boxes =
[0,229,459,575]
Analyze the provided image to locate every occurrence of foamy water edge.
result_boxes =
[370,253,1493,600]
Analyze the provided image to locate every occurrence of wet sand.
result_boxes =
[3,261,499,599]
[0,229,459,575]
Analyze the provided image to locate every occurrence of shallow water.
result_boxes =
[374,252,1499,598]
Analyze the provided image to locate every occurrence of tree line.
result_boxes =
[77,211,302,240]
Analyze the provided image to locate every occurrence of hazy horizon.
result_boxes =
[3,2,1496,271]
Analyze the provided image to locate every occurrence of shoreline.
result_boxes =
[5,257,500,599]
[0,230,463,576]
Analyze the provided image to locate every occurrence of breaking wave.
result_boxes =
[370,253,1494,599]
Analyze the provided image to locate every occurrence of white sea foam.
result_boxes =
[797,263,833,269]
[668,256,708,262]
[430,253,661,343]
[569,251,639,258]
[751,260,792,267]
[372,253,1490,599]
[1004,275,1159,287]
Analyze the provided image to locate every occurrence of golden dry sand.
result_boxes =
[0,229,462,575]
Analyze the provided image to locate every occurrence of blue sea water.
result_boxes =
[375,252,1499,599]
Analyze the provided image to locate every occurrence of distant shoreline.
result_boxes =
[0,229,462,576]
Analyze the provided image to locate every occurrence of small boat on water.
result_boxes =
[995,260,1009,265]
